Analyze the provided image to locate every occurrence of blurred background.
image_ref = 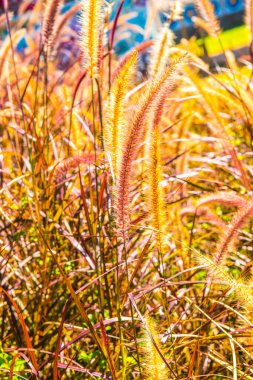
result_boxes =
[0,1,250,69]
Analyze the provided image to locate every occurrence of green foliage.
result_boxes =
[0,344,27,379]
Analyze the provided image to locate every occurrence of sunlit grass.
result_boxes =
[1,0,253,379]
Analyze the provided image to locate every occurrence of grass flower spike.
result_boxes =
[105,50,138,180]
[213,201,253,266]
[116,55,187,236]
[142,316,169,380]
[42,0,62,48]
[245,0,253,35]
[146,101,167,252]
[195,0,221,37]
[149,24,175,77]
[79,0,104,77]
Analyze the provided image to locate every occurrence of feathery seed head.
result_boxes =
[195,253,232,284]
[142,317,169,380]
[194,0,221,37]
[149,25,175,77]
[116,55,187,236]
[245,0,253,35]
[214,201,253,266]
[79,0,104,77]
[42,0,62,48]
[104,50,138,180]
[146,104,167,251]
[52,154,97,184]
[197,253,253,312]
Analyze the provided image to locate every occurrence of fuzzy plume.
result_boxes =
[42,0,62,48]
[197,192,248,209]
[149,24,175,77]
[245,0,253,35]
[116,55,187,236]
[142,317,169,380]
[235,279,253,312]
[112,41,154,81]
[194,0,221,37]
[214,201,253,266]
[79,0,104,77]
[196,254,233,285]
[105,50,138,180]
[192,15,217,36]
[146,100,167,251]
[52,154,96,184]
[197,254,253,311]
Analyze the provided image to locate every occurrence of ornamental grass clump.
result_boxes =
[2,0,253,378]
